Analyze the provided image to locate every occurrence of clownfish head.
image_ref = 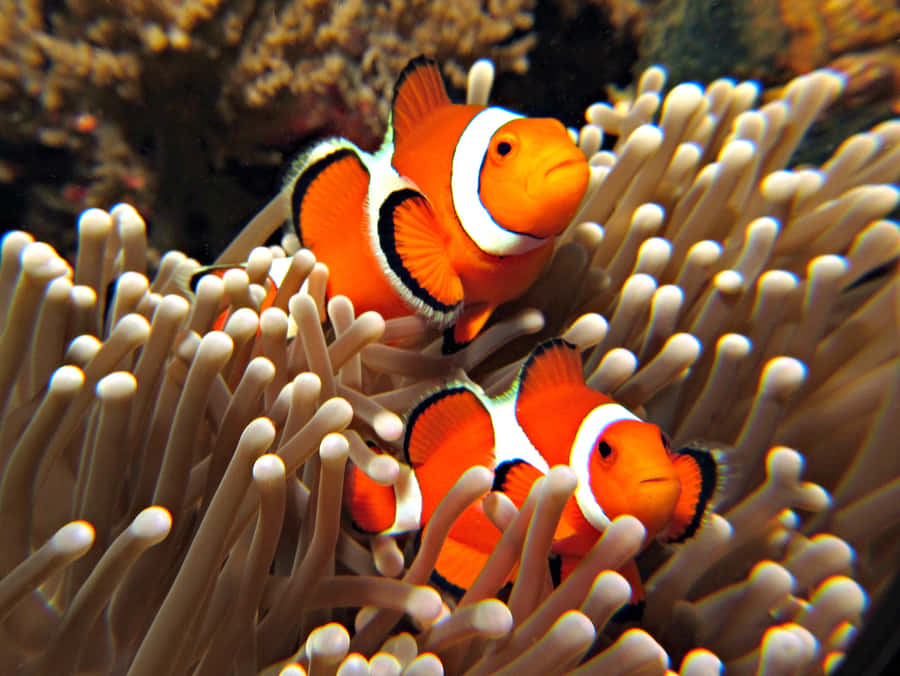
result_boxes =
[478,117,590,241]
[586,419,681,539]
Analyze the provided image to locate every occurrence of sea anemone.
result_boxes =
[1,60,899,675]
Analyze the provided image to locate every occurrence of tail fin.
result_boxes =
[344,463,397,534]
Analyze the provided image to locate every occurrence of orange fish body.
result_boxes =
[287,57,590,347]
[345,339,720,613]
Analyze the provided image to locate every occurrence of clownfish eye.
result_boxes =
[489,134,517,162]
[596,439,613,460]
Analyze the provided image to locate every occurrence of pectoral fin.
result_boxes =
[660,446,718,543]
[377,189,463,325]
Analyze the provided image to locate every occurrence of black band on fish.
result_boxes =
[289,147,360,244]
[378,189,460,315]
[668,446,718,543]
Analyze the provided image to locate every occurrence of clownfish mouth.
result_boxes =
[545,157,585,178]
[640,477,670,484]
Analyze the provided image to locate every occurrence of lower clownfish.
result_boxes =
[344,338,722,615]
[285,56,590,349]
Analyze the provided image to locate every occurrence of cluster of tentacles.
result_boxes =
[1,60,899,675]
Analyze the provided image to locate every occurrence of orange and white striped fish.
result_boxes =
[185,259,293,332]
[344,339,722,616]
[286,56,590,349]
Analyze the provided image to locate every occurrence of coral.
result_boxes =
[0,0,535,257]
[779,0,900,73]
[3,59,900,674]
[604,0,900,165]
[635,0,794,86]
[612,0,900,86]
[563,0,650,34]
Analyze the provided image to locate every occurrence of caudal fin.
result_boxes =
[344,463,397,534]
[286,140,369,250]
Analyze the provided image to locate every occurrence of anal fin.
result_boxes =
[431,503,504,596]
[450,303,495,347]
[613,559,646,622]
[431,532,492,597]
[555,552,644,622]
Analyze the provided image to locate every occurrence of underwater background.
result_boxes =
[2,1,900,675]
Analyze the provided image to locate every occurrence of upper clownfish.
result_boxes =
[285,56,590,349]
[344,339,722,615]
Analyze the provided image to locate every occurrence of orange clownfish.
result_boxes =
[344,339,721,615]
[286,56,590,349]
[186,258,294,332]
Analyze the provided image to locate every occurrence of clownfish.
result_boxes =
[185,258,294,332]
[285,56,590,349]
[344,339,721,614]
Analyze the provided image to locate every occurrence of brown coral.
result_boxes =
[780,0,900,73]
[595,0,900,168]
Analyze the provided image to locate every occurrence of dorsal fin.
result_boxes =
[391,55,452,146]
[514,339,604,467]
[517,339,586,401]
[404,386,493,468]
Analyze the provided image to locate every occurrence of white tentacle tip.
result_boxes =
[51,521,96,557]
[323,396,355,428]
[761,357,807,396]
[373,410,404,442]
[253,453,287,482]
[21,241,70,279]
[320,432,350,463]
[130,507,173,544]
